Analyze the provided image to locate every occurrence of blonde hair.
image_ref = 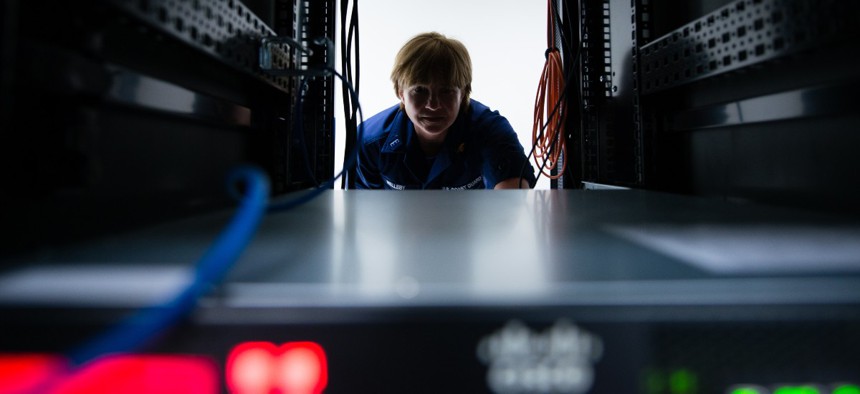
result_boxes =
[391,32,472,110]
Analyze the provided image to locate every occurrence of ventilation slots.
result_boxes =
[115,0,293,91]
[638,0,860,94]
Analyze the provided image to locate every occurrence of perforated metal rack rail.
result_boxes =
[639,0,860,95]
[291,0,336,187]
[578,0,609,183]
[576,0,644,187]
[105,0,294,93]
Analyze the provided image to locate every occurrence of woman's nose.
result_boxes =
[425,92,441,109]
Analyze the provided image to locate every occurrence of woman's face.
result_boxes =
[399,83,463,144]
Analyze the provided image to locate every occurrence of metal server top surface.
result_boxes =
[3,189,859,319]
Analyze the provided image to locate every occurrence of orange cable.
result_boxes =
[532,0,567,180]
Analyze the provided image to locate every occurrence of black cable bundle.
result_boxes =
[340,0,360,189]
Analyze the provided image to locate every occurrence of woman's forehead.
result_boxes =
[406,72,461,87]
[406,81,460,88]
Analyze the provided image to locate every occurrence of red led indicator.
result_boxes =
[0,354,217,394]
[56,354,217,394]
[227,342,328,394]
[0,354,65,394]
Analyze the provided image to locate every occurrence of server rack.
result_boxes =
[570,0,860,214]
[0,0,334,254]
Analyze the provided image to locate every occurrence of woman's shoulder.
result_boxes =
[468,99,491,114]
[360,104,404,144]
[465,99,512,131]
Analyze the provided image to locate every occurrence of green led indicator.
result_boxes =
[773,386,820,394]
[834,385,860,394]
[669,369,698,394]
[730,388,764,394]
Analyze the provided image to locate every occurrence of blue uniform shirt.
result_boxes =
[354,99,537,189]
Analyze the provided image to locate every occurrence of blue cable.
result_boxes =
[68,165,270,365]
[267,68,364,212]
[63,54,362,367]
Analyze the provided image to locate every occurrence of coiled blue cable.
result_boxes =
[68,165,270,365]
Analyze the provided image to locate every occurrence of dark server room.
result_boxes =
[1,0,859,393]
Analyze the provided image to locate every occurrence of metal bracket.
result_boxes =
[259,36,333,77]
